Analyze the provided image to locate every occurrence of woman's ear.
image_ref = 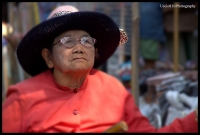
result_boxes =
[41,48,54,68]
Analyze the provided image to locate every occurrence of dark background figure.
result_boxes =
[139,2,166,71]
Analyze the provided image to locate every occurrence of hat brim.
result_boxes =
[17,11,120,76]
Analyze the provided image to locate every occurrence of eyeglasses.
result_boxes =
[52,36,97,48]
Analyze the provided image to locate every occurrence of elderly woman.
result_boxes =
[2,5,197,133]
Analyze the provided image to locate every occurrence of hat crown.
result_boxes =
[47,5,79,19]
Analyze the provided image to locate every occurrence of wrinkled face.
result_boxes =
[50,30,95,73]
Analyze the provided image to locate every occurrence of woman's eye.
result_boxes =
[84,40,90,43]
[65,40,72,43]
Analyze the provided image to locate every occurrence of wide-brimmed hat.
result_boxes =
[16,5,128,76]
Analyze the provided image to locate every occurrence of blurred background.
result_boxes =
[2,2,198,129]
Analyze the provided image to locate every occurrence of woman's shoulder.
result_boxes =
[10,70,51,90]
[89,68,129,97]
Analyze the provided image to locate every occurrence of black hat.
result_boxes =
[16,5,128,76]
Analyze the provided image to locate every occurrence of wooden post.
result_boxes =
[173,2,179,72]
[131,2,140,106]
[33,2,40,25]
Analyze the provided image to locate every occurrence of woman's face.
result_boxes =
[50,30,96,73]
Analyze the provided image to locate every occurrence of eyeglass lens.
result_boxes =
[61,37,95,48]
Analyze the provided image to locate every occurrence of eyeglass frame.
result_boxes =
[52,36,97,48]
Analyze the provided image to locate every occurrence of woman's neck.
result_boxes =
[52,69,89,89]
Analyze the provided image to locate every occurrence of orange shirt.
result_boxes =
[2,69,198,133]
